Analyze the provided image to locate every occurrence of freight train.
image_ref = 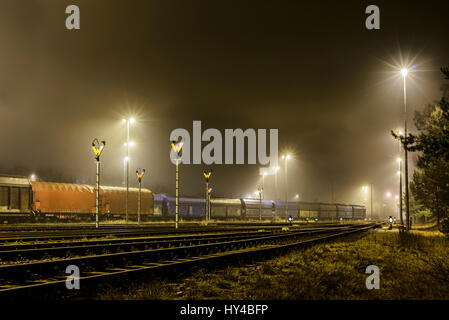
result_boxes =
[154,195,366,221]
[0,174,366,222]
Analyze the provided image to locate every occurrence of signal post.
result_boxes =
[91,139,106,228]
[136,168,146,224]
[203,169,212,223]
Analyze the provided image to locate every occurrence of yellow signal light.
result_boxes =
[171,142,183,153]
[92,146,103,157]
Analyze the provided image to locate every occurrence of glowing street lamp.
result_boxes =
[400,68,408,77]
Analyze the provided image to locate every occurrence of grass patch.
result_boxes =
[97,229,449,300]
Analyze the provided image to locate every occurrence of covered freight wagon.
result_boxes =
[31,182,154,218]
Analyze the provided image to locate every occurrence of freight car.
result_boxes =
[154,196,366,221]
[32,182,154,220]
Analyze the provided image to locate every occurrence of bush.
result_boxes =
[440,218,449,237]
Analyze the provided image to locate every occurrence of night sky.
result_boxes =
[1,0,448,213]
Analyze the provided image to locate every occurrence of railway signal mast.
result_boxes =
[203,169,212,223]
[207,187,212,221]
[91,139,106,228]
[171,141,183,229]
[136,168,146,224]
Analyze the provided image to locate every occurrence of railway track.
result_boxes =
[0,223,357,243]
[0,223,378,298]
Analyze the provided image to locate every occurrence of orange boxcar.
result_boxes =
[31,182,154,217]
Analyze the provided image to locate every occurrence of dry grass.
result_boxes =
[97,229,449,300]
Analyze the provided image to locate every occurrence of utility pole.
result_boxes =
[274,166,279,202]
[208,187,212,221]
[171,141,183,229]
[282,154,290,219]
[91,139,105,229]
[203,169,212,223]
[258,186,262,221]
[331,181,335,203]
[398,156,403,226]
[136,168,145,224]
[262,173,266,200]
[122,118,135,224]
[176,160,179,229]
[370,183,373,220]
[400,68,410,230]
[126,121,129,223]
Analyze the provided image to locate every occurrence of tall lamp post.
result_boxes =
[396,154,403,226]
[262,172,266,200]
[122,118,135,223]
[91,139,106,229]
[281,154,290,219]
[370,183,373,220]
[136,168,146,224]
[362,185,373,220]
[400,68,411,230]
[257,187,263,221]
[274,166,280,202]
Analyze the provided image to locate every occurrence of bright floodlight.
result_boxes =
[401,68,408,77]
[129,141,135,147]
[295,194,299,199]
[122,119,126,123]
[395,195,399,200]
[124,156,129,162]
[129,117,136,124]
[275,166,280,171]
[286,154,291,159]
[397,157,401,163]
[386,192,391,198]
